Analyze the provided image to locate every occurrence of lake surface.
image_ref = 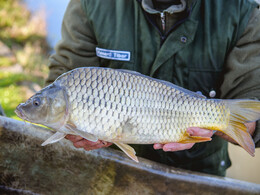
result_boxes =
[24,0,70,51]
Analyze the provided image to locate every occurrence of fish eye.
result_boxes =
[33,97,41,107]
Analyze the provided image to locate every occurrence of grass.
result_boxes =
[0,1,28,29]
[0,72,41,87]
[0,72,44,119]
[0,0,49,119]
[0,57,14,67]
[0,0,47,48]
[0,84,24,119]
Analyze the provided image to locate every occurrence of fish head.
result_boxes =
[15,83,68,127]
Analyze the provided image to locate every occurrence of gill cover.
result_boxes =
[43,84,70,127]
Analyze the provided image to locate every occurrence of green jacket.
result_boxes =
[47,0,260,176]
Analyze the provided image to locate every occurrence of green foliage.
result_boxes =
[0,0,49,53]
[0,72,44,118]
[0,84,24,119]
[0,0,49,119]
[0,72,25,87]
[0,72,44,88]
[0,0,30,47]
[0,0,29,28]
[0,72,25,118]
[0,57,14,67]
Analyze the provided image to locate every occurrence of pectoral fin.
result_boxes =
[65,123,98,142]
[41,132,66,146]
[114,142,139,162]
[73,129,98,142]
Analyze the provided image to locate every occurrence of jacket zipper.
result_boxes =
[140,4,192,45]
[160,12,166,33]
[137,0,193,45]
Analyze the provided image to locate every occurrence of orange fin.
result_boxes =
[179,134,212,144]
[222,99,260,157]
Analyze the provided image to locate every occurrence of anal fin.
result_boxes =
[114,142,139,163]
[41,132,66,146]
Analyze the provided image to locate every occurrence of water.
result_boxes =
[24,0,70,51]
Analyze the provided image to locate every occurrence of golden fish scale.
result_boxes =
[58,67,229,144]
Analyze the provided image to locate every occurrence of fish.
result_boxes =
[15,67,260,162]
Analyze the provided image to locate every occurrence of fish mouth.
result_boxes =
[15,104,27,120]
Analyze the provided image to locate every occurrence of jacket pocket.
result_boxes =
[188,70,223,98]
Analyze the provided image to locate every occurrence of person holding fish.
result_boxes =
[16,0,260,177]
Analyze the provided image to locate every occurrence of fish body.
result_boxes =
[16,67,260,161]
[60,68,227,143]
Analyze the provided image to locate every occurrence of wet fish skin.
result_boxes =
[60,68,226,143]
[16,67,260,162]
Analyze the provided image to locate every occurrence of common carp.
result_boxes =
[15,67,260,162]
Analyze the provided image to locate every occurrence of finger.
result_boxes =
[163,143,194,152]
[84,142,112,151]
[73,139,100,148]
[245,122,256,135]
[187,127,214,137]
[83,144,104,151]
[215,131,237,144]
[153,143,164,150]
[100,141,113,147]
[65,134,84,142]
[65,134,75,140]
[83,146,100,151]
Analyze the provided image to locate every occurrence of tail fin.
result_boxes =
[222,99,260,156]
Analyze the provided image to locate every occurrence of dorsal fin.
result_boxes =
[117,69,143,76]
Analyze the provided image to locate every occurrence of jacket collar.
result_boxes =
[139,0,196,14]
[142,0,186,14]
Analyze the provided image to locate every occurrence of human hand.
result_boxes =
[153,127,214,152]
[65,134,112,151]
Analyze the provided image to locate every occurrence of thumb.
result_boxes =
[187,127,214,137]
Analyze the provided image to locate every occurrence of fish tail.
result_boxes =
[222,99,260,156]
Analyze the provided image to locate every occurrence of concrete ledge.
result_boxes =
[0,116,260,194]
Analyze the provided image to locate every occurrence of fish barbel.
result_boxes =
[15,67,260,162]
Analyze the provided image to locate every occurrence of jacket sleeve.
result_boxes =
[46,0,99,85]
[220,8,260,147]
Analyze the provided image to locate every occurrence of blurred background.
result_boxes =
[0,0,69,120]
[0,0,259,185]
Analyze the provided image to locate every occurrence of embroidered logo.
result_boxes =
[96,47,130,61]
